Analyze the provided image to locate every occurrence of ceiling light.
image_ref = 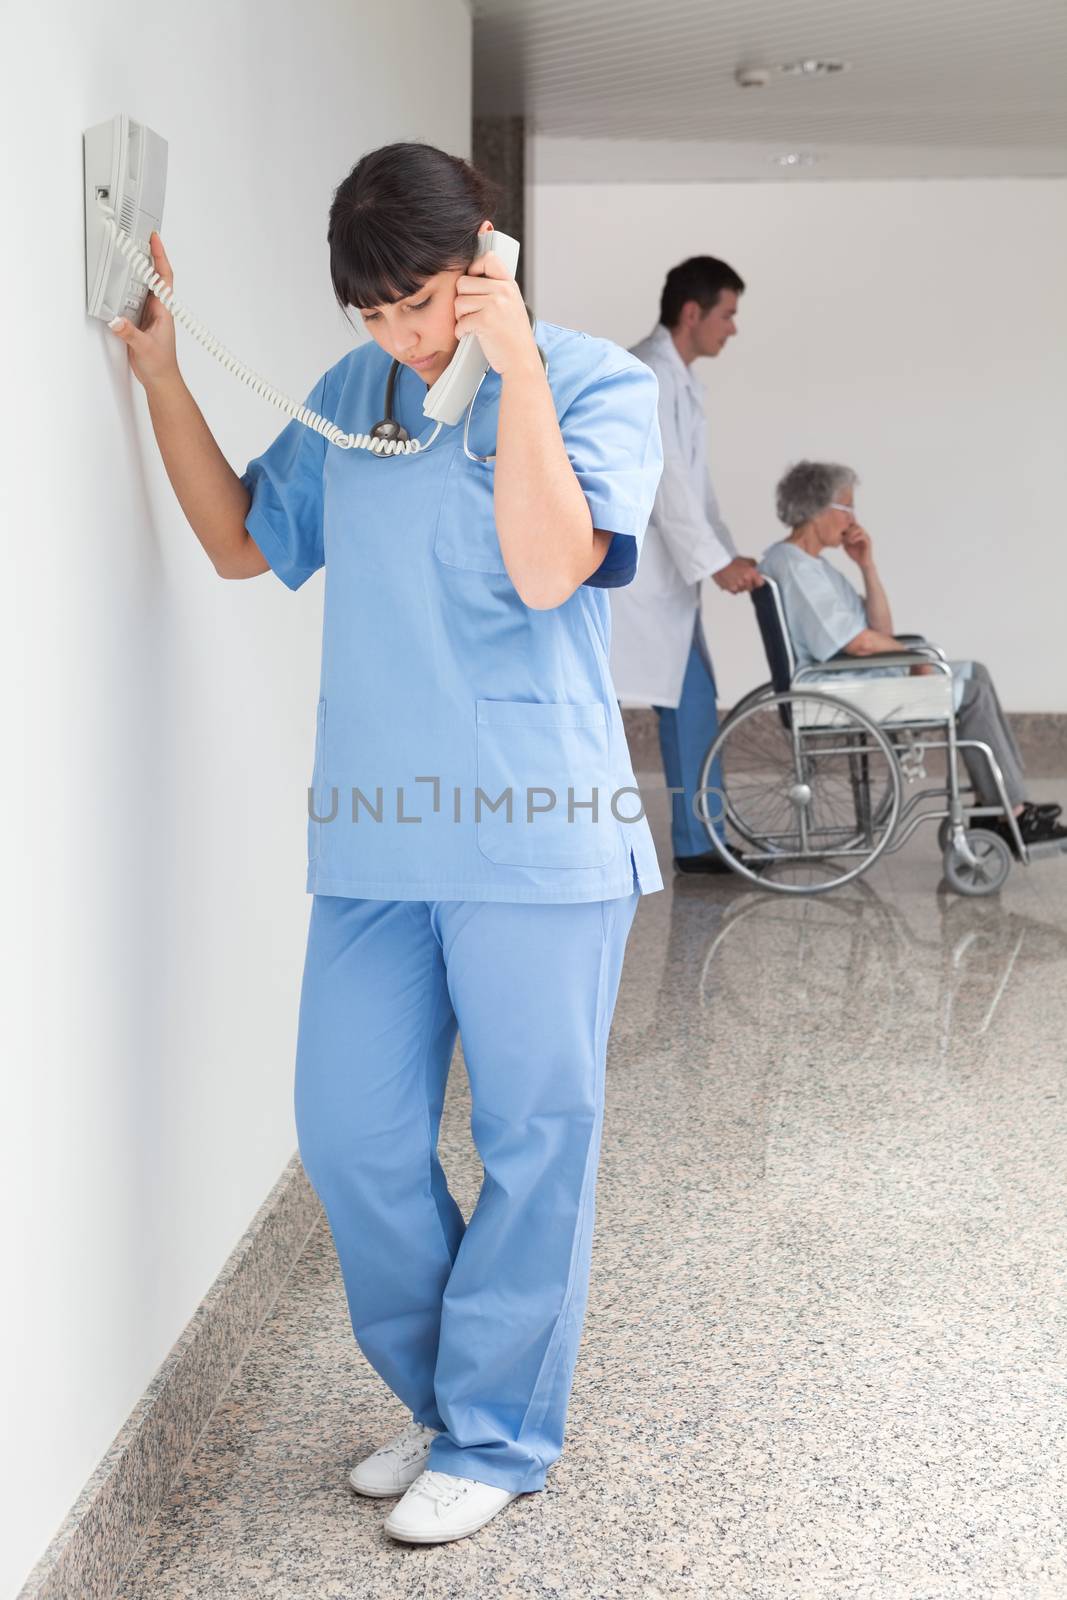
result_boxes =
[780,58,851,77]
[769,152,819,168]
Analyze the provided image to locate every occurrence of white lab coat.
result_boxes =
[609,323,736,708]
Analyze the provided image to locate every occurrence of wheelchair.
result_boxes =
[695,577,1057,897]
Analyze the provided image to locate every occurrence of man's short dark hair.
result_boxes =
[659,256,745,328]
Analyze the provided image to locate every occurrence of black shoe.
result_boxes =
[673,846,740,875]
[977,803,1067,853]
[973,802,1062,825]
[969,801,1061,827]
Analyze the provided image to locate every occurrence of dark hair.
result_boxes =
[659,256,745,328]
[328,142,504,316]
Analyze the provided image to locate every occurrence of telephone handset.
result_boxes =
[422,228,520,425]
[83,112,521,456]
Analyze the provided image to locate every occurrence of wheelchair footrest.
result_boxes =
[1024,838,1067,861]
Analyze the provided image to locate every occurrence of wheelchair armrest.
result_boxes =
[895,635,949,663]
[830,635,949,664]
[795,648,952,680]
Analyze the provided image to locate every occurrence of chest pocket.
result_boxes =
[433,449,509,575]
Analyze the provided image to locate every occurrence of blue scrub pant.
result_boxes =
[652,612,724,857]
[293,886,640,1494]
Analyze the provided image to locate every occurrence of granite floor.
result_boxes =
[116,767,1067,1600]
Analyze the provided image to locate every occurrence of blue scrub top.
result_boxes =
[240,320,665,904]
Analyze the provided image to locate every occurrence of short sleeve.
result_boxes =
[239,370,331,591]
[558,362,664,589]
[772,554,868,663]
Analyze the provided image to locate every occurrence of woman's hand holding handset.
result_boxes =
[106,232,181,391]
[454,247,542,381]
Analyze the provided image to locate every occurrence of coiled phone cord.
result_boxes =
[97,204,442,456]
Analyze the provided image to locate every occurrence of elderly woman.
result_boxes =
[758,460,1065,851]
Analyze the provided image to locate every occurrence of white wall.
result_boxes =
[1,4,471,1593]
[529,171,1067,711]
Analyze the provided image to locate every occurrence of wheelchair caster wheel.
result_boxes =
[942,830,1012,896]
[939,818,982,853]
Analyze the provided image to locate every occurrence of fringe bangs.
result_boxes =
[327,142,502,314]
[329,212,467,311]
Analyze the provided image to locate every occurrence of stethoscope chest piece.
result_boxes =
[370,417,410,443]
[369,314,548,464]
[370,361,411,444]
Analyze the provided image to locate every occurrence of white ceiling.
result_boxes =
[470,0,1067,180]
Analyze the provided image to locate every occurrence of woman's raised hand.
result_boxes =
[842,522,874,567]
[106,232,181,390]
[454,248,540,380]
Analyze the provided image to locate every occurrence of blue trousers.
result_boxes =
[653,613,724,857]
[293,887,640,1494]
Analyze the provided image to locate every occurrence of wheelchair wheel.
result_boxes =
[698,690,902,894]
[697,683,774,848]
[701,688,896,855]
[938,816,984,853]
[942,830,1012,896]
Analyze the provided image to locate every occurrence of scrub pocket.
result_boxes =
[308,696,329,863]
[433,451,509,574]
[475,699,618,869]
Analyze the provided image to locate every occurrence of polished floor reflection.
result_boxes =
[118,774,1067,1598]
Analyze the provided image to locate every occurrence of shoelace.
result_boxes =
[378,1420,434,1464]
[408,1469,469,1510]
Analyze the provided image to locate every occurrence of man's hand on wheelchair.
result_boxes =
[713,556,765,594]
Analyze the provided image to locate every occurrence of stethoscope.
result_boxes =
[94,209,541,462]
[369,306,548,466]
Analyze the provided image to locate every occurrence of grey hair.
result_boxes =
[775,461,858,528]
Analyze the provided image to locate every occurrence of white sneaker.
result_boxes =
[348,1419,439,1498]
[383,1469,517,1544]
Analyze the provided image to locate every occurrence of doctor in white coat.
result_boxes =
[611,256,763,873]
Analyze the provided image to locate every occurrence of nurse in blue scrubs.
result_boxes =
[239,142,664,1544]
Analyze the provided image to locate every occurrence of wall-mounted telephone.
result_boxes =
[82,113,522,455]
[83,112,167,330]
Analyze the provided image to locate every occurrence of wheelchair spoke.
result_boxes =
[699,692,903,893]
